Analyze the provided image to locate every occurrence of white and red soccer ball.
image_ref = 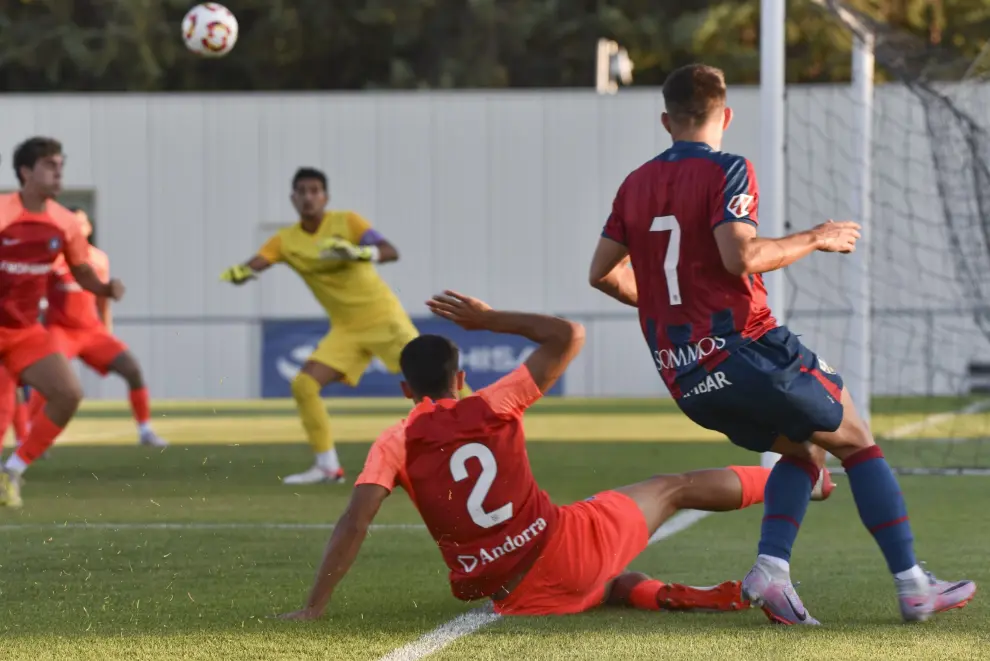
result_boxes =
[182,3,239,58]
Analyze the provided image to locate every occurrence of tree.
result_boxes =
[0,0,985,91]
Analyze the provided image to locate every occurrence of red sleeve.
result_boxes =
[354,423,407,492]
[477,365,543,418]
[711,157,759,229]
[53,207,89,266]
[601,180,628,245]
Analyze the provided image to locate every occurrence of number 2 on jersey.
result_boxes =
[449,443,514,529]
[650,215,682,306]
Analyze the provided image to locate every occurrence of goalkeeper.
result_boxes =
[221,167,469,485]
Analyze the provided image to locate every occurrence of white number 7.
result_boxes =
[650,215,682,306]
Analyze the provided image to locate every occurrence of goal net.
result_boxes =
[784,0,990,474]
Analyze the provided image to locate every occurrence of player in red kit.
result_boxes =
[0,137,125,508]
[24,210,167,449]
[588,64,974,624]
[277,291,835,621]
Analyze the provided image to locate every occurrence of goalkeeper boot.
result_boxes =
[742,557,820,625]
[282,465,346,485]
[897,569,976,622]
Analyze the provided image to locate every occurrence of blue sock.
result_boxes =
[842,445,916,574]
[757,458,818,561]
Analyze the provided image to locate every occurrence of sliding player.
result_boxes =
[588,63,975,624]
[277,292,834,621]
[0,137,125,507]
[220,168,468,485]
[25,210,166,448]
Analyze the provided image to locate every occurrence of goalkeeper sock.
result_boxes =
[756,457,818,563]
[291,372,337,467]
[842,445,917,574]
[457,382,473,398]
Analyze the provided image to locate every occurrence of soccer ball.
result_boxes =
[182,3,238,57]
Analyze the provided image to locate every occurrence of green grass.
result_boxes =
[0,437,987,660]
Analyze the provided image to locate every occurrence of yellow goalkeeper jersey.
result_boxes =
[257,211,408,331]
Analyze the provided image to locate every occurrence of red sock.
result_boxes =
[12,401,28,443]
[16,412,63,464]
[129,387,151,424]
[728,465,771,509]
[628,579,665,611]
[0,401,12,446]
[27,389,45,422]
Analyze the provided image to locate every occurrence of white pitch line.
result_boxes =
[0,522,426,532]
[884,399,990,439]
[375,509,713,661]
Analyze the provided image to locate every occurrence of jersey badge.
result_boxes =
[48,237,62,252]
[817,356,836,375]
[727,194,755,219]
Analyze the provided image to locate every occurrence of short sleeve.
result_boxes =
[601,181,627,245]
[61,219,89,267]
[355,424,406,492]
[711,157,759,229]
[257,234,283,264]
[478,365,543,418]
[89,247,110,282]
[346,211,384,246]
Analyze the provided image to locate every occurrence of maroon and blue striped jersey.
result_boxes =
[602,141,776,397]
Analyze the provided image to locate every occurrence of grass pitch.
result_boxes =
[0,398,987,660]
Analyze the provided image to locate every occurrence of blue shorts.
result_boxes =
[675,326,844,453]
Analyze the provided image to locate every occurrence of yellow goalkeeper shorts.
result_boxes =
[309,317,419,386]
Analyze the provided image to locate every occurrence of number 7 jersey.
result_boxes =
[355,366,559,601]
[601,141,777,397]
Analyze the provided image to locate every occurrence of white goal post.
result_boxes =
[758,0,875,469]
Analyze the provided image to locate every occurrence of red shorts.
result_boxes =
[49,325,127,375]
[0,325,59,379]
[492,490,649,616]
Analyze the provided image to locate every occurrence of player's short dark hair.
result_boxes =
[400,335,461,399]
[662,64,727,126]
[13,137,63,184]
[292,167,327,192]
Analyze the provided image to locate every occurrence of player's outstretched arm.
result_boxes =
[713,220,861,277]
[219,255,271,285]
[277,484,389,621]
[70,264,125,301]
[588,237,638,307]
[427,291,585,393]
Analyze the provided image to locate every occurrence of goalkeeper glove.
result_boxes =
[319,237,380,262]
[220,264,256,285]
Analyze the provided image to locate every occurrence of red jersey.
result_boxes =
[0,194,89,328]
[602,141,777,396]
[45,246,110,330]
[356,366,559,601]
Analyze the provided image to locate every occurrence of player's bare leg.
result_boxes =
[746,387,975,625]
[284,360,346,485]
[3,354,84,507]
[604,464,833,615]
[107,351,167,448]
